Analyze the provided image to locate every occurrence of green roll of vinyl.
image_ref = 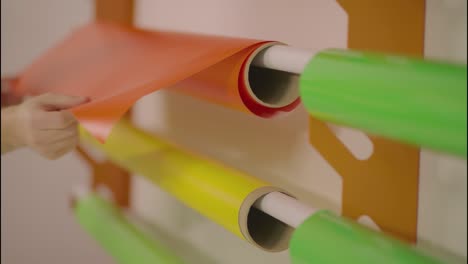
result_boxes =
[300,49,467,157]
[290,210,443,264]
[74,193,184,264]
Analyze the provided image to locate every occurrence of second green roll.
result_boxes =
[300,49,467,157]
[289,210,442,264]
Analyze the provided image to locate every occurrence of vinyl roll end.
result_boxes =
[240,42,300,117]
[239,186,294,252]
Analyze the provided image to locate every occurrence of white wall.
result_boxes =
[1,1,114,263]
[418,0,467,259]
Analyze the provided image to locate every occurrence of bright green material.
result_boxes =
[300,49,467,157]
[290,210,443,264]
[74,194,184,264]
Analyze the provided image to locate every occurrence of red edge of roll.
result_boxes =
[238,47,301,118]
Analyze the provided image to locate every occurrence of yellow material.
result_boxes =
[80,121,292,251]
[80,123,164,160]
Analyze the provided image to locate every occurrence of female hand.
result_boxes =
[1,93,89,159]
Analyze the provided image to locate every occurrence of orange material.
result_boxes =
[308,0,425,242]
[14,23,296,142]
[72,0,135,209]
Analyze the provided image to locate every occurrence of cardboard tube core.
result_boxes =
[244,43,300,108]
[239,186,294,252]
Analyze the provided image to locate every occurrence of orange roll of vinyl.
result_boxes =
[14,22,299,141]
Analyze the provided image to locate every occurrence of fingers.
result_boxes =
[32,93,89,111]
[30,126,78,145]
[37,140,78,160]
[33,110,77,130]
[51,136,79,159]
[24,110,80,159]
[34,130,79,160]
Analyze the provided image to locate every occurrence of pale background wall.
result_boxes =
[1,0,466,263]
[418,0,467,258]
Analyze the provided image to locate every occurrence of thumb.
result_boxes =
[34,93,90,110]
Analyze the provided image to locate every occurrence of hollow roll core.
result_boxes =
[239,186,295,252]
[244,43,300,108]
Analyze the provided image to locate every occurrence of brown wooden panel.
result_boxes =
[95,0,134,25]
[73,0,135,208]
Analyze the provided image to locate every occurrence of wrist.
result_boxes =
[1,106,26,153]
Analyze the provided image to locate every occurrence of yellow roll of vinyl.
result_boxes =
[80,120,293,252]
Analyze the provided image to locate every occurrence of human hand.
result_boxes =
[1,93,89,159]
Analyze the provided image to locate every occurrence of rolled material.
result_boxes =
[74,193,184,264]
[80,120,294,252]
[300,49,467,157]
[14,22,299,141]
[290,210,443,264]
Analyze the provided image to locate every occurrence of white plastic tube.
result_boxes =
[253,192,316,228]
[251,45,317,75]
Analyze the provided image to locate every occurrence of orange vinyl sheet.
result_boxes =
[15,22,299,141]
